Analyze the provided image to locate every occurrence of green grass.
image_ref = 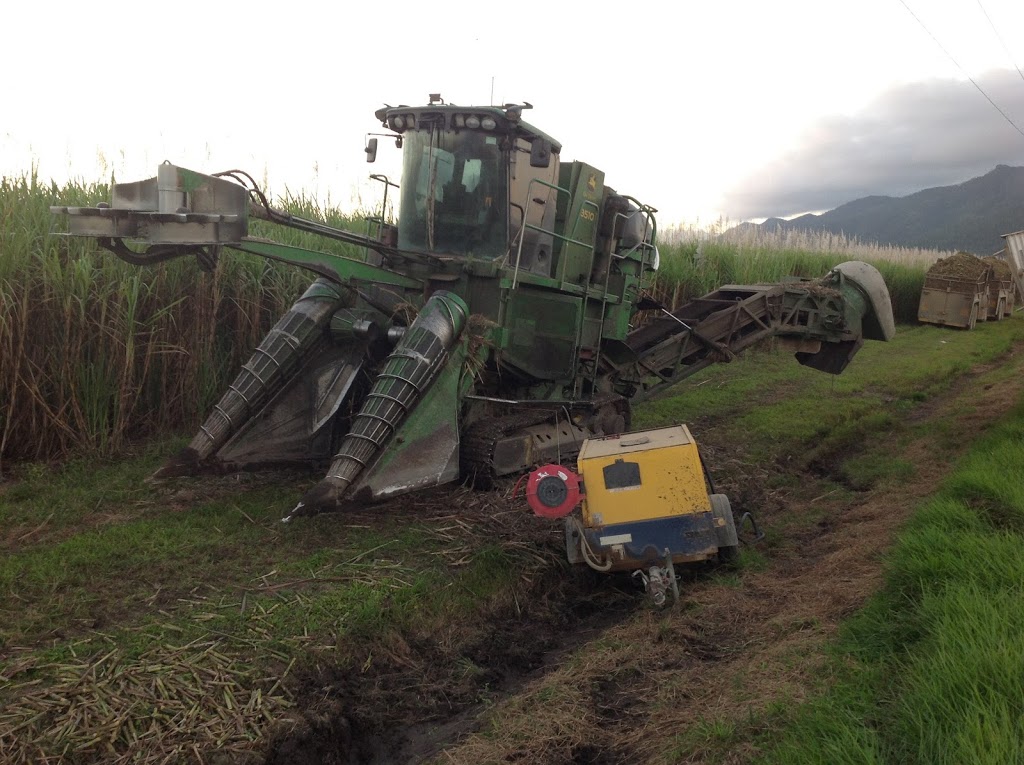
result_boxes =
[635,320,1023,475]
[0,435,538,663]
[757,393,1024,765]
[0,459,538,761]
[667,714,742,764]
[839,453,915,491]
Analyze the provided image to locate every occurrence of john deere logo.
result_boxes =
[587,174,597,192]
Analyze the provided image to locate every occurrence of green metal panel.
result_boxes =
[348,340,469,500]
[466,275,503,322]
[554,162,604,286]
[236,239,423,289]
[501,286,582,380]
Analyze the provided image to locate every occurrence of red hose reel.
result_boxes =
[524,464,582,518]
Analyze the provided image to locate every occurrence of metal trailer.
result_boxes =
[985,271,1013,319]
[1002,231,1024,307]
[917,271,990,329]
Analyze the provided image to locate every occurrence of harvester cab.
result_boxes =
[51,96,896,521]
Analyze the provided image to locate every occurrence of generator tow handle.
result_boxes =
[738,511,765,545]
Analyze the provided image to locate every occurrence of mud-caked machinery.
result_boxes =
[53,96,895,541]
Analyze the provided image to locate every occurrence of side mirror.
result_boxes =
[530,138,551,168]
[365,137,378,164]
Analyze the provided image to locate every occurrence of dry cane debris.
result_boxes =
[0,637,293,765]
[0,483,564,765]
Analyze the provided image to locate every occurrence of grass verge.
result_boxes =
[636,319,1023,479]
[758,384,1024,764]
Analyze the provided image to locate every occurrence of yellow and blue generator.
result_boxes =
[525,424,738,605]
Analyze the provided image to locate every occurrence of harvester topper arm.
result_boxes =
[51,162,429,290]
[234,239,423,290]
[246,202,441,267]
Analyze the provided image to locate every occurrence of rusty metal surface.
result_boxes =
[917,277,983,328]
[53,164,250,245]
[1002,231,1024,304]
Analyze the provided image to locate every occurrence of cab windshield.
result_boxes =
[397,128,508,258]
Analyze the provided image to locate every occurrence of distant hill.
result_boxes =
[730,165,1024,254]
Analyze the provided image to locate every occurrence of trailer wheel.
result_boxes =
[710,494,740,565]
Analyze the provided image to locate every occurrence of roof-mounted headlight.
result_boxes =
[392,115,405,130]
[454,114,465,128]
[481,117,496,130]
[465,115,480,129]
[405,114,416,129]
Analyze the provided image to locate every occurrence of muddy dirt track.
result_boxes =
[262,344,1024,765]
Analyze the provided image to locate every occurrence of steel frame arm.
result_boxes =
[604,283,862,402]
[233,239,423,289]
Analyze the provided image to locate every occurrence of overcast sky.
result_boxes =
[724,70,1024,219]
[3,0,1023,226]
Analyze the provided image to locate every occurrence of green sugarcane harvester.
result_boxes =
[52,96,895,521]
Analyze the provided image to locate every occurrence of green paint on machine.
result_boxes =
[51,96,895,518]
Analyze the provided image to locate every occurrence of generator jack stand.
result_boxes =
[633,548,680,607]
[738,511,766,545]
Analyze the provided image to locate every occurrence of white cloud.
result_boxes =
[722,70,1024,219]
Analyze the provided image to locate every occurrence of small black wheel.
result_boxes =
[709,494,741,566]
[461,463,495,491]
[718,544,740,565]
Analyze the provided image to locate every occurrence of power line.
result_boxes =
[896,0,1024,140]
[975,0,1024,87]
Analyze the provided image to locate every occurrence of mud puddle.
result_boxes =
[262,566,640,765]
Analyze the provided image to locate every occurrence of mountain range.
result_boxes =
[730,164,1024,254]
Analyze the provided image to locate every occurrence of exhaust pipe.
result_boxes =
[155,277,351,477]
[285,291,468,520]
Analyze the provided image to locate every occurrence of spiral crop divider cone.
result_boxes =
[286,290,469,520]
[156,278,351,478]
